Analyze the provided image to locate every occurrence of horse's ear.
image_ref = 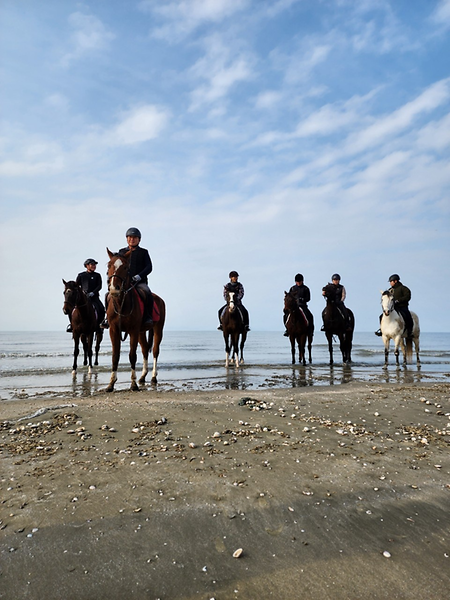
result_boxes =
[107,248,113,259]
[62,279,67,285]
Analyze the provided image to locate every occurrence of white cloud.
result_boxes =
[106,105,170,146]
[431,0,450,28]
[189,36,254,111]
[61,12,115,66]
[140,0,250,40]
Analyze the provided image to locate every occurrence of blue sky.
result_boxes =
[1,0,449,332]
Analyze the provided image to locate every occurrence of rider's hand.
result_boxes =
[132,275,141,283]
[88,292,94,297]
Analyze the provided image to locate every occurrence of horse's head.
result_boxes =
[381,289,395,316]
[284,291,297,311]
[107,248,131,298]
[322,283,336,301]
[226,291,236,312]
[62,279,80,314]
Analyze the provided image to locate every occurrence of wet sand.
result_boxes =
[1,382,449,599]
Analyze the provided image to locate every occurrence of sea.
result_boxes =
[1,331,449,403]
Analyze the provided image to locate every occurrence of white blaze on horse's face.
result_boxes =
[228,292,236,312]
[109,257,124,296]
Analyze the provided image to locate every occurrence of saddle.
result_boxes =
[134,289,160,322]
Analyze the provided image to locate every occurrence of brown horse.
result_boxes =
[321,283,354,365]
[105,248,166,392]
[284,291,313,364]
[221,291,247,367]
[62,280,103,376]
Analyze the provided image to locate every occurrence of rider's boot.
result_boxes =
[283,329,289,337]
[217,323,223,330]
[374,329,382,336]
[66,324,72,333]
[100,318,109,329]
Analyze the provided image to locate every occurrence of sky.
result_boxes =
[1,0,449,332]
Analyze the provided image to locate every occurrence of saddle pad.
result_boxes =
[133,289,160,322]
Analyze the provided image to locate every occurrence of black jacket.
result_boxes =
[76,271,102,296]
[119,246,152,284]
[289,284,310,306]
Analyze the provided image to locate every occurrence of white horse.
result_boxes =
[380,290,420,365]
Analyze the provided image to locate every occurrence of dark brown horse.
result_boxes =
[62,279,103,376]
[321,283,354,365]
[105,248,166,391]
[221,291,247,367]
[284,291,314,364]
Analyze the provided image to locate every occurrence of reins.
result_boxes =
[108,266,139,341]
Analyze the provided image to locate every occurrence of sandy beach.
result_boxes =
[1,382,449,599]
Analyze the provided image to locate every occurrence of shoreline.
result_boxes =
[1,382,449,599]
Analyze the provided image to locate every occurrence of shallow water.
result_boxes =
[0,330,449,402]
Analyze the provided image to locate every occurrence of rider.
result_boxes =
[101,227,153,329]
[218,271,250,331]
[322,273,350,328]
[66,258,105,332]
[375,274,413,337]
[283,273,313,336]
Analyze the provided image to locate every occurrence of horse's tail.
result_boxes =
[405,337,413,362]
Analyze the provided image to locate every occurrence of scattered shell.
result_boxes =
[382,551,391,558]
[233,548,243,558]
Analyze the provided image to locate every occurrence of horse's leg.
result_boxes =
[138,331,150,385]
[233,331,240,368]
[81,333,88,366]
[106,327,120,392]
[224,331,231,367]
[150,325,162,384]
[326,332,333,365]
[86,332,94,374]
[290,334,296,364]
[128,332,139,391]
[307,331,313,364]
[72,332,80,377]
[393,335,402,365]
[94,329,103,366]
[415,335,420,365]
[239,330,247,364]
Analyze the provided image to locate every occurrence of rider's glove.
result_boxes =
[132,275,141,283]
[88,292,94,297]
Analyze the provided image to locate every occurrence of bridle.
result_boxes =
[63,285,88,314]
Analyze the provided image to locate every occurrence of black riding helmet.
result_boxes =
[84,258,98,267]
[295,273,304,282]
[331,273,341,281]
[229,271,239,278]
[126,227,141,239]
[389,274,400,282]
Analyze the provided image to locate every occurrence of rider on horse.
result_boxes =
[375,274,413,338]
[322,273,351,328]
[101,227,153,329]
[66,258,105,332]
[218,271,250,331]
[283,273,313,336]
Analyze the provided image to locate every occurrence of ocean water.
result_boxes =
[0,330,449,402]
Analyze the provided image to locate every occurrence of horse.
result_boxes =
[284,291,314,364]
[62,280,103,376]
[105,248,166,392]
[380,290,420,365]
[321,283,355,365]
[221,291,247,367]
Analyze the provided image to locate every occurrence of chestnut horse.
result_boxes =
[62,279,103,376]
[105,248,166,392]
[221,291,247,367]
[284,291,314,365]
[321,283,354,365]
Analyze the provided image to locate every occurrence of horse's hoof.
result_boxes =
[106,385,114,393]
[94,361,99,366]
[138,377,146,385]
[151,376,157,385]
[130,384,139,392]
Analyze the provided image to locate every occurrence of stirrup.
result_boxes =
[374,329,382,337]
[217,324,223,330]
[320,325,325,331]
[100,319,109,329]
[283,330,289,337]
[66,324,72,333]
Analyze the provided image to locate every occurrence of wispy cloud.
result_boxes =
[60,12,115,67]
[106,105,170,146]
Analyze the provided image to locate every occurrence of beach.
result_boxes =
[1,382,449,599]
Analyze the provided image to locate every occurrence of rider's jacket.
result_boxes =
[223,281,244,303]
[119,246,152,284]
[76,271,102,296]
[333,283,346,304]
[289,283,310,306]
[391,282,411,307]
